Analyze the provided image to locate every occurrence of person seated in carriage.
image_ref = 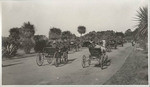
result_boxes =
[90,41,106,54]
[131,40,135,46]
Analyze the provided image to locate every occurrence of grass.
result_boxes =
[104,46,148,85]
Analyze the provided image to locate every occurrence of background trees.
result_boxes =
[2,27,20,57]
[34,35,48,53]
[125,29,132,37]
[124,29,133,42]
[20,22,35,54]
[61,31,72,40]
[49,27,62,40]
[115,32,124,38]
[77,26,86,36]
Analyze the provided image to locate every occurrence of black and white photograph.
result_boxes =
[1,0,149,85]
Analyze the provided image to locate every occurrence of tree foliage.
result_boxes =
[77,26,86,36]
[21,38,35,54]
[135,6,148,41]
[20,21,35,54]
[9,27,20,40]
[125,29,132,37]
[20,22,35,38]
[34,35,48,53]
[61,31,72,40]
[115,32,124,38]
[49,27,62,40]
[2,28,20,57]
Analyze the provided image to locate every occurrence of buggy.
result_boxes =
[82,45,111,69]
[106,40,117,49]
[69,41,80,52]
[36,46,68,67]
[117,40,124,47]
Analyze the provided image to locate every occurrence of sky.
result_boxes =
[2,0,148,37]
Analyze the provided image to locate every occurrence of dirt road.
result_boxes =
[2,43,133,85]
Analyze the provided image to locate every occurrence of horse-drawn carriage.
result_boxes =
[36,42,68,67]
[117,40,124,47]
[69,41,80,52]
[116,37,124,47]
[106,40,117,50]
[82,44,111,69]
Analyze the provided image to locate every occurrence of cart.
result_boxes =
[36,47,68,67]
[82,47,111,69]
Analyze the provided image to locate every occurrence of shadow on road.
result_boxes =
[3,53,37,61]
[2,62,23,67]
[57,58,77,67]
[39,58,77,67]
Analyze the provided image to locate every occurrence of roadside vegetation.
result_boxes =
[104,6,148,85]
[104,46,148,85]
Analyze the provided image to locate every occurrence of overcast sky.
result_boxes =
[2,0,147,37]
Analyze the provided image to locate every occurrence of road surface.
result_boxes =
[2,43,134,85]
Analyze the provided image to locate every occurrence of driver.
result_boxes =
[94,42,106,53]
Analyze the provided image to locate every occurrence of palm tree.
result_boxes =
[134,6,148,50]
[20,21,35,38]
[77,26,86,36]
[135,7,148,41]
[20,21,35,54]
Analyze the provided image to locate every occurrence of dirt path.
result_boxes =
[2,43,133,85]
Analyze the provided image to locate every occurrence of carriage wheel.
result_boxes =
[115,45,117,49]
[106,55,111,66]
[82,55,86,68]
[100,54,104,69]
[55,58,59,67]
[75,46,77,52]
[54,52,59,67]
[103,55,108,65]
[88,56,91,66]
[122,44,123,47]
[36,53,44,66]
[88,59,91,66]
[107,47,111,52]
[103,55,111,67]
[63,52,68,64]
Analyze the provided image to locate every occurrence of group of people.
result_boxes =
[47,39,81,52]
[89,40,107,53]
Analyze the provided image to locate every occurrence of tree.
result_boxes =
[135,6,148,41]
[49,27,62,40]
[134,6,148,50]
[20,21,35,54]
[20,22,35,38]
[33,35,48,53]
[9,27,20,40]
[115,32,124,38]
[2,28,20,57]
[21,38,35,54]
[77,26,86,36]
[61,31,72,40]
[125,29,132,37]
[88,31,97,40]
